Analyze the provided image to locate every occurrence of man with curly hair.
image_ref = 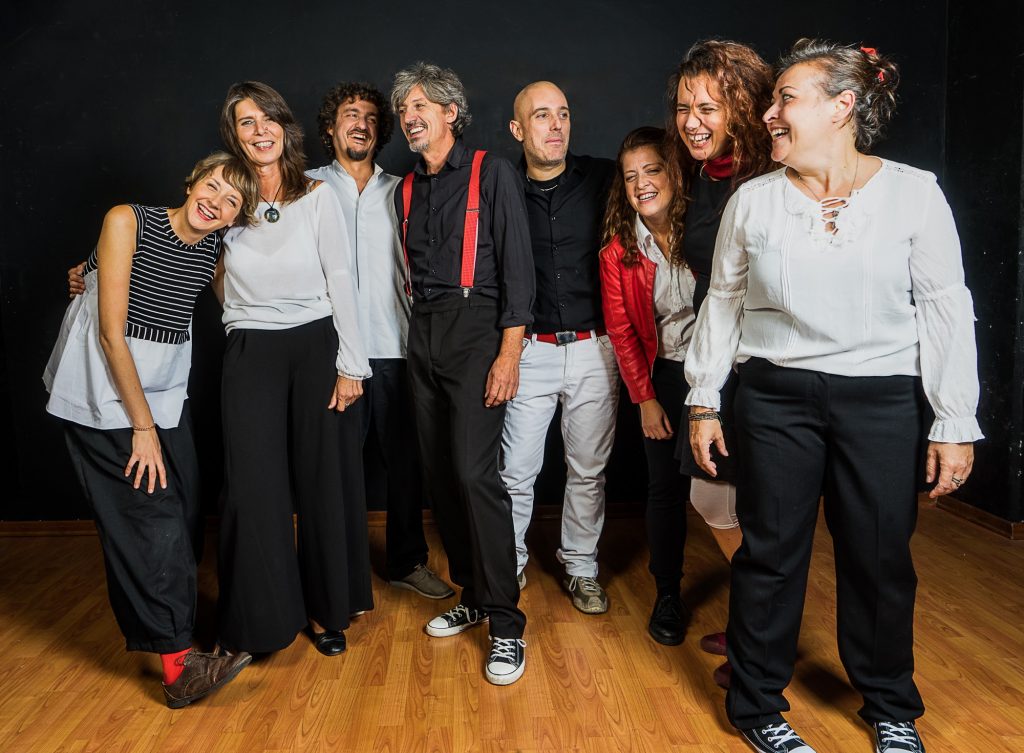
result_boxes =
[307,82,454,601]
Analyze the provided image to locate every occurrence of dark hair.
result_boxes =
[601,127,687,267]
[184,152,261,227]
[316,82,394,159]
[219,81,308,203]
[777,38,900,151]
[390,62,472,137]
[666,39,775,190]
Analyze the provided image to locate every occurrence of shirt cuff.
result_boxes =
[928,416,984,443]
[685,387,721,412]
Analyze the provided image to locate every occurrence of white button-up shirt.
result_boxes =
[684,160,983,443]
[306,161,410,359]
[636,213,696,363]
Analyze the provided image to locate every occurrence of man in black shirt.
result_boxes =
[503,82,619,614]
[391,62,535,685]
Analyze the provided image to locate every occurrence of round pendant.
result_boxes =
[264,207,280,223]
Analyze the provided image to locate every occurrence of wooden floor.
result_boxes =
[1,501,1022,753]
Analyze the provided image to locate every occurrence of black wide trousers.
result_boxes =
[218,316,373,653]
[726,358,925,728]
[362,357,429,580]
[64,410,201,654]
[407,298,525,638]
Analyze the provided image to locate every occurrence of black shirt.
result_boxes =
[519,152,615,333]
[394,139,535,329]
[682,171,733,313]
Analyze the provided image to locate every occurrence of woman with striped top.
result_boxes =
[44,152,259,709]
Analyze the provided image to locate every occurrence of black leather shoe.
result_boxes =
[647,593,690,646]
[313,629,346,656]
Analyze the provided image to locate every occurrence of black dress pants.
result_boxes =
[363,358,429,580]
[407,297,525,638]
[726,358,925,728]
[644,357,691,592]
[218,317,373,653]
[64,409,201,653]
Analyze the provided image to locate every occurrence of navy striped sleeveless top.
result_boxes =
[84,205,221,344]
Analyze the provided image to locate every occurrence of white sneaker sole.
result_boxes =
[424,615,489,638]
[485,656,525,685]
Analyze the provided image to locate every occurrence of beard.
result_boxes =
[408,139,429,154]
[346,146,371,161]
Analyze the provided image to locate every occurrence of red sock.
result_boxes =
[161,648,191,685]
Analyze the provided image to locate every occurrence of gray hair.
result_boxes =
[777,38,900,151]
[390,61,472,137]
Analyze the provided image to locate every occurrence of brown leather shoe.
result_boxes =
[162,649,252,709]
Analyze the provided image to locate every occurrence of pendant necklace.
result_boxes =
[262,183,282,223]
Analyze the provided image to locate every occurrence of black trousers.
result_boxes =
[407,297,525,638]
[64,409,201,653]
[218,317,373,653]
[644,358,691,592]
[726,358,925,728]
[362,358,429,580]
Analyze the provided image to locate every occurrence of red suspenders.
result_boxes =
[401,149,487,298]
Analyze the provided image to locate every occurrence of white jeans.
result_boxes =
[500,334,620,578]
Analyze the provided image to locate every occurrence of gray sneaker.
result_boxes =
[563,575,609,614]
[390,564,455,599]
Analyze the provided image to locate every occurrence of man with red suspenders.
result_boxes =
[390,62,535,685]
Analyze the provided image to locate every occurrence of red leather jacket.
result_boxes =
[599,235,658,404]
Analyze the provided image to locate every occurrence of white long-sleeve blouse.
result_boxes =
[684,159,983,444]
[222,182,371,380]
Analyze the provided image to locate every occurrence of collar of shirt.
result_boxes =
[518,151,582,194]
[635,213,665,264]
[413,138,470,176]
[329,159,385,189]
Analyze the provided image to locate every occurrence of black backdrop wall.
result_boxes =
[2,0,1017,521]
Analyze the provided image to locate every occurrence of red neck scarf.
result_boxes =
[701,154,734,181]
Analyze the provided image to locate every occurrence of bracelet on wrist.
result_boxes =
[132,424,156,432]
[688,411,721,422]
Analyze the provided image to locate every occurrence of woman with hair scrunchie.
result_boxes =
[686,40,981,753]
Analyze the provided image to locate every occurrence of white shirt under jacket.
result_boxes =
[636,213,696,363]
[221,182,371,379]
[684,159,983,444]
[306,161,410,360]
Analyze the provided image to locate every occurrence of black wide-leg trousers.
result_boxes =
[644,357,691,591]
[218,316,373,654]
[362,358,429,580]
[726,358,925,729]
[64,409,201,654]
[407,297,525,638]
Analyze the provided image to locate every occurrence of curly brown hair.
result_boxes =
[316,82,394,160]
[777,39,900,151]
[219,81,309,204]
[665,39,775,191]
[601,127,687,267]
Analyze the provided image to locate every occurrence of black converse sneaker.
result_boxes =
[484,636,526,685]
[873,721,925,752]
[424,604,488,637]
[740,720,817,752]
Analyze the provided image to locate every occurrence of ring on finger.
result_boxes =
[952,475,964,487]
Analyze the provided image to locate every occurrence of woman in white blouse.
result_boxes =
[685,41,980,753]
[215,81,373,658]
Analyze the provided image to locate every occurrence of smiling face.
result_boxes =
[622,145,673,224]
[763,62,837,165]
[329,97,379,162]
[183,164,244,232]
[675,75,731,162]
[510,82,570,170]
[397,84,456,154]
[233,97,285,167]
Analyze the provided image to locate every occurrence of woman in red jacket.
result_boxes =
[599,126,696,646]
